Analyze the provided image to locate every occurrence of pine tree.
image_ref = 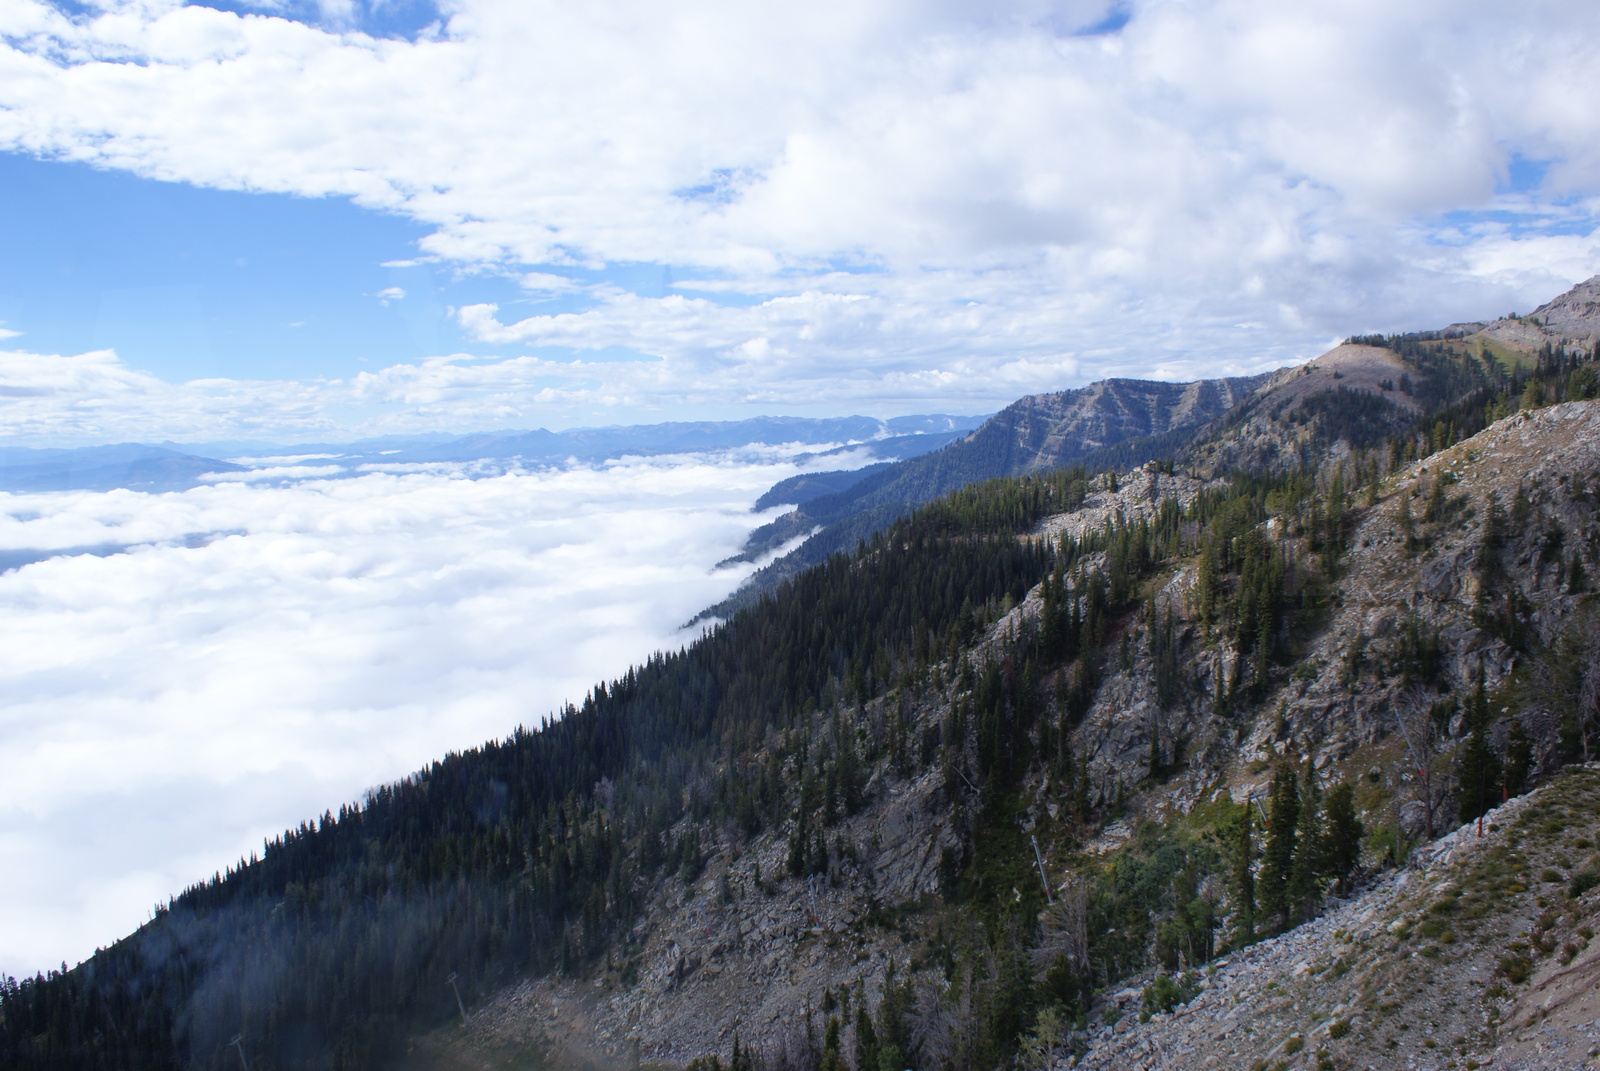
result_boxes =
[1398,494,1416,553]
[1257,765,1300,932]
[1504,717,1532,798]
[1195,542,1219,628]
[1456,667,1502,824]
[1478,492,1505,596]
[1148,714,1163,779]
[1322,783,1364,896]
[1287,767,1325,922]
[1230,804,1256,948]
[854,1004,880,1071]
[1074,751,1092,821]
[820,1015,845,1071]
[1423,474,1447,524]
[876,961,914,1071]
[788,799,811,878]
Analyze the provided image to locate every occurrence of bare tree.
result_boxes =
[1030,875,1089,980]
[1391,688,1446,840]
[912,970,970,1071]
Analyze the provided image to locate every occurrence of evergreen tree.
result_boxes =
[1321,783,1363,896]
[854,1003,880,1071]
[1456,667,1502,824]
[1423,474,1447,524]
[789,793,812,878]
[1287,767,1325,922]
[1398,494,1416,553]
[1074,751,1092,822]
[820,1015,845,1071]
[875,962,915,1071]
[1194,542,1219,628]
[730,1035,754,1071]
[1504,717,1532,798]
[1230,804,1256,948]
[1257,765,1300,933]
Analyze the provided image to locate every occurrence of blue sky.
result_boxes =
[0,0,1597,445]
[0,152,703,383]
[2,151,449,381]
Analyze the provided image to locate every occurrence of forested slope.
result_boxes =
[5,282,1600,1071]
[713,376,1264,617]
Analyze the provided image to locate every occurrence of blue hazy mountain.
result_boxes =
[0,443,247,493]
[0,414,986,494]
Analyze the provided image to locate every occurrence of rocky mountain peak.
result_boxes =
[1529,273,1600,341]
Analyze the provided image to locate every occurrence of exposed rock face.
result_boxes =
[1253,344,1419,414]
[450,402,1600,1070]
[1530,275,1600,342]
[1191,344,1422,474]
[1460,274,1600,347]
[967,376,1265,474]
[1085,402,1600,839]
[718,373,1265,593]
[1064,768,1600,1071]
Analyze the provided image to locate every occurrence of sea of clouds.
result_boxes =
[0,450,812,978]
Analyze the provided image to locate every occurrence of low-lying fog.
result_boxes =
[0,450,816,978]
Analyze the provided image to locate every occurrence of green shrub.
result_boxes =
[1284,1035,1305,1055]
[1419,917,1453,939]
[1570,867,1600,898]
[1328,1019,1351,1039]
[1142,971,1198,1015]
[1498,949,1533,983]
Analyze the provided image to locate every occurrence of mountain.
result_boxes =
[0,415,986,494]
[4,278,1600,1071]
[0,443,245,493]
[713,376,1265,613]
[1453,273,1600,349]
[404,417,986,468]
[723,285,1600,614]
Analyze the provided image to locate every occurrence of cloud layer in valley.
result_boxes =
[3,0,1600,441]
[0,453,803,977]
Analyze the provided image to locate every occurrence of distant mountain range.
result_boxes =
[0,443,250,493]
[0,414,986,494]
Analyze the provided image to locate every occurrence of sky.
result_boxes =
[0,0,1598,445]
[0,450,822,978]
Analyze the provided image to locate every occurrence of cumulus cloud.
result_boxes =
[0,0,1597,434]
[0,454,803,977]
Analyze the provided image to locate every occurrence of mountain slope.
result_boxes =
[1073,767,1600,1071]
[714,375,1265,614]
[6,280,1600,1071]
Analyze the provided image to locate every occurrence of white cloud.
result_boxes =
[0,453,804,977]
[0,0,1597,435]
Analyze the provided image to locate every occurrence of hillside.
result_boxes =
[1069,766,1600,1071]
[721,279,1600,612]
[4,279,1600,1071]
[713,375,1264,613]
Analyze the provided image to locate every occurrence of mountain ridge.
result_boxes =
[6,277,1600,1071]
